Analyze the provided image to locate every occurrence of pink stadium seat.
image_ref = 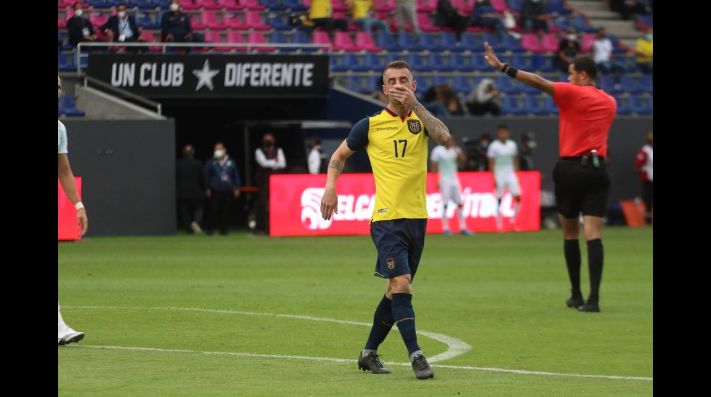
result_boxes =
[244,11,270,30]
[418,12,440,32]
[203,31,224,50]
[200,0,223,10]
[140,30,163,52]
[374,0,396,12]
[240,0,266,10]
[450,0,471,15]
[521,33,544,52]
[580,33,595,53]
[490,0,508,12]
[59,13,67,28]
[179,0,200,10]
[65,6,74,21]
[312,30,331,52]
[416,0,437,12]
[247,31,274,52]
[332,0,348,11]
[201,10,228,29]
[332,10,347,19]
[225,13,246,29]
[541,33,559,53]
[191,13,206,29]
[333,31,358,52]
[89,11,107,28]
[225,30,246,52]
[219,0,245,10]
[355,31,383,52]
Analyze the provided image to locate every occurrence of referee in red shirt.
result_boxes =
[484,42,616,313]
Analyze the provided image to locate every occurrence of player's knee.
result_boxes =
[389,275,412,294]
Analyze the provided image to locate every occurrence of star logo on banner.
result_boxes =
[193,59,220,91]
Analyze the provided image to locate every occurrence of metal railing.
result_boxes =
[75,41,331,74]
[83,75,163,116]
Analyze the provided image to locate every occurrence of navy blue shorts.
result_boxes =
[370,219,427,280]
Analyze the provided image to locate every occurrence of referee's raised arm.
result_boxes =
[483,42,554,96]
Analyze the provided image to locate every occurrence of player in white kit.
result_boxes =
[487,125,521,231]
[431,139,472,236]
[58,75,89,345]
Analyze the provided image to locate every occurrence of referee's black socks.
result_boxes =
[587,239,604,303]
[364,295,394,352]
[392,293,421,357]
[564,239,582,298]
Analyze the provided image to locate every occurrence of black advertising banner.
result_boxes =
[87,54,330,98]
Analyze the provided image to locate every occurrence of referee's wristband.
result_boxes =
[501,64,518,78]
[75,202,85,210]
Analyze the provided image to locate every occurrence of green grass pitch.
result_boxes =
[58,227,652,396]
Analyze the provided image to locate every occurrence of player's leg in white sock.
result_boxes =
[441,201,450,233]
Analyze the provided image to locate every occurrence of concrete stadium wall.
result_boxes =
[61,119,176,236]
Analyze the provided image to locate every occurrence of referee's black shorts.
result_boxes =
[553,157,610,219]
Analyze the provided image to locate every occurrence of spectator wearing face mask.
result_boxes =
[67,2,98,48]
[161,0,194,44]
[204,142,241,235]
[554,28,582,74]
[101,3,144,53]
[255,133,287,234]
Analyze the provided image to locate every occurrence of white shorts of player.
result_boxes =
[495,172,521,198]
[440,180,463,205]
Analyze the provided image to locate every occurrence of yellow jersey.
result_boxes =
[635,38,653,64]
[351,0,372,20]
[346,108,430,222]
[309,0,332,19]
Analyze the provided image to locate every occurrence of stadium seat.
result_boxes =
[630,95,652,115]
[201,11,228,30]
[375,0,396,12]
[580,33,595,52]
[501,95,527,115]
[540,33,559,53]
[58,52,74,71]
[89,11,108,28]
[225,13,247,29]
[203,31,224,51]
[354,32,383,52]
[332,32,358,52]
[223,31,246,52]
[312,30,332,52]
[219,0,245,10]
[375,31,400,51]
[496,75,522,94]
[521,33,543,52]
[614,95,632,115]
[245,11,271,30]
[200,0,224,10]
[58,95,86,117]
[283,0,307,11]
[451,75,473,94]
[267,13,292,30]
[241,0,267,10]
[525,95,549,115]
[507,0,523,11]
[178,0,200,10]
[449,52,470,71]
[490,0,508,12]
[364,53,386,71]
[248,31,275,52]
[531,54,555,72]
[139,30,163,52]
[460,33,484,51]
[417,12,441,33]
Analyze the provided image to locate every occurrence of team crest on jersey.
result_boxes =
[386,257,395,270]
[407,120,422,134]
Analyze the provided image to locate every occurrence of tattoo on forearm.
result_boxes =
[328,160,342,172]
[413,103,449,144]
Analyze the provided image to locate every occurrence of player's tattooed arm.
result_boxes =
[412,102,452,147]
[321,140,355,220]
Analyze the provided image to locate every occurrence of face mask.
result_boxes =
[528,141,537,149]
[567,34,577,41]
[74,9,83,16]
[170,3,179,11]
[118,11,126,18]
[214,149,225,159]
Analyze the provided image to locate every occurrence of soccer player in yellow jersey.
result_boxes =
[320,61,451,380]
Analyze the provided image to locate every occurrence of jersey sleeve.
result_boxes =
[486,142,497,159]
[346,117,370,152]
[58,121,68,154]
[552,82,581,108]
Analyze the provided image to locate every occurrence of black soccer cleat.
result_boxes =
[411,354,435,380]
[358,351,392,374]
[566,295,584,308]
[577,302,601,312]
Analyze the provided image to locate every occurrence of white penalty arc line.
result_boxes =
[64,305,651,382]
[70,345,652,382]
[66,305,470,363]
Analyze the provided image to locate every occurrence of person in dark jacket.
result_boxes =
[100,3,144,53]
[176,144,205,234]
[435,0,469,42]
[161,0,194,43]
[67,2,98,48]
[204,142,241,235]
